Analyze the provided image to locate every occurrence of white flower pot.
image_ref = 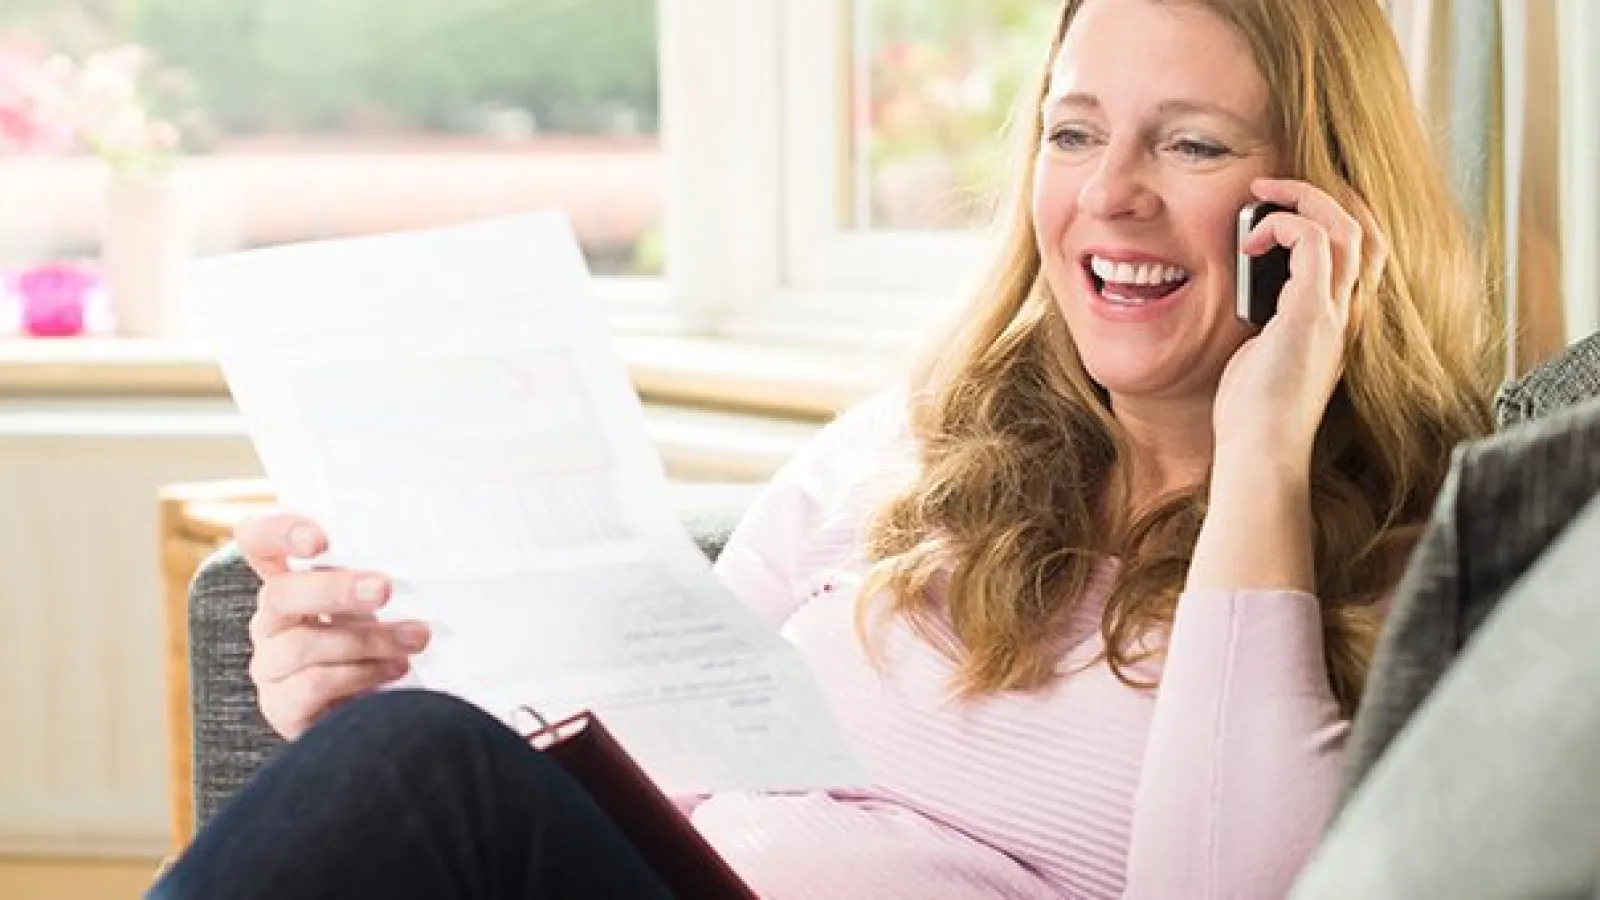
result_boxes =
[101,168,191,337]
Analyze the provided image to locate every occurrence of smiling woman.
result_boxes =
[868,0,1497,719]
[150,2,1499,899]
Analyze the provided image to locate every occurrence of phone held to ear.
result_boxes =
[1235,201,1293,326]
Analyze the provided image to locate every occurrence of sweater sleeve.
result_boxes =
[712,388,910,629]
[709,462,823,628]
[1123,589,1347,900]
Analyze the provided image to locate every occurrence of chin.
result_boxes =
[1060,311,1166,388]
[1060,293,1238,400]
[1080,361,1176,399]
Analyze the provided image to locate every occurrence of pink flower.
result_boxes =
[72,45,188,169]
[0,49,76,155]
[0,43,191,166]
[0,103,41,148]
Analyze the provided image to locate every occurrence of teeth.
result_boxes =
[1089,255,1189,286]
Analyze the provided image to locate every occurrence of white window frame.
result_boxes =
[644,0,996,345]
[776,0,991,295]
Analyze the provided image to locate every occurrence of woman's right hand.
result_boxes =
[236,513,432,740]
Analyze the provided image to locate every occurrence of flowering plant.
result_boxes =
[67,45,189,173]
[0,43,193,172]
[0,49,74,154]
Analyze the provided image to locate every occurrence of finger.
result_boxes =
[250,606,377,646]
[234,512,327,580]
[252,619,430,684]
[262,659,410,740]
[1251,178,1363,301]
[1340,197,1387,334]
[1346,195,1389,290]
[253,570,393,637]
[1245,213,1335,319]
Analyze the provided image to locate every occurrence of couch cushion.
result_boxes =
[1495,331,1600,428]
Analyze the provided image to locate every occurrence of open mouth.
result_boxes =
[1082,254,1191,306]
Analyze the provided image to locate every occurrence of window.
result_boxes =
[0,0,665,336]
[7,2,1591,358]
[4,2,1101,349]
[853,0,1055,232]
[757,0,1051,334]
[657,0,1053,342]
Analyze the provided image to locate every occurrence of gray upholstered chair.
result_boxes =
[1494,331,1600,428]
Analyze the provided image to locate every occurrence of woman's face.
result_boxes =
[1033,0,1276,404]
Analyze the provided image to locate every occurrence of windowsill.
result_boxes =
[0,334,910,421]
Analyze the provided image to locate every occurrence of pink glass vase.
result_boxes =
[16,263,97,338]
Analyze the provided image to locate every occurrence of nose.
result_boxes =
[1078,142,1161,221]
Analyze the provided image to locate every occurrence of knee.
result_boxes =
[311,690,577,824]
[331,688,498,733]
[305,689,518,767]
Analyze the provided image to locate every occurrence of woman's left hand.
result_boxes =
[1210,178,1386,475]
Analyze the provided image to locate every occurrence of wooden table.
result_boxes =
[158,479,275,851]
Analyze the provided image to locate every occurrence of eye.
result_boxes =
[1166,138,1230,161]
[1047,124,1098,153]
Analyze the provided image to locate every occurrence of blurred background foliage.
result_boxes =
[0,0,659,138]
[863,0,1056,226]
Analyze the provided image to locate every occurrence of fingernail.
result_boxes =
[395,622,430,651]
[354,576,388,606]
[289,525,319,556]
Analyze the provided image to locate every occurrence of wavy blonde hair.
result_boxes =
[858,0,1500,716]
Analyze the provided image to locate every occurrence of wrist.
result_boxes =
[1205,461,1313,539]
[1210,445,1312,496]
[1188,454,1316,594]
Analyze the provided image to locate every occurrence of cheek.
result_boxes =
[1170,183,1263,262]
[1195,207,1242,261]
[1033,185,1078,258]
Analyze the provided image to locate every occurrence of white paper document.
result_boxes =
[193,212,866,795]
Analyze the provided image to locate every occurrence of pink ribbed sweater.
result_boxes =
[698,391,1349,899]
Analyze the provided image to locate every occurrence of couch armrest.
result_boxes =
[1495,331,1600,428]
[188,480,764,831]
[187,544,282,829]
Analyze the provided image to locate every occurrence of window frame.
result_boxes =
[0,1,1004,352]
[644,0,999,345]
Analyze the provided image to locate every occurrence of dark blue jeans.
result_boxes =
[149,690,675,900]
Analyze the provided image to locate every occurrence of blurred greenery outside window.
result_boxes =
[0,0,664,277]
[0,0,1057,325]
[854,0,1057,231]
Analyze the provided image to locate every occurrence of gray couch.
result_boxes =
[184,334,1600,876]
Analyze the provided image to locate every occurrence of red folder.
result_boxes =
[519,708,758,899]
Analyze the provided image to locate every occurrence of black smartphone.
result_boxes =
[1235,201,1293,326]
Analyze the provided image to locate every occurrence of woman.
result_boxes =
[152,0,1497,897]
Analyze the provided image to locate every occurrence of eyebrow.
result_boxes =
[1040,91,1258,133]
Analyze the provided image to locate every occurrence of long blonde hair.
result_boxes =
[859,0,1499,716]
